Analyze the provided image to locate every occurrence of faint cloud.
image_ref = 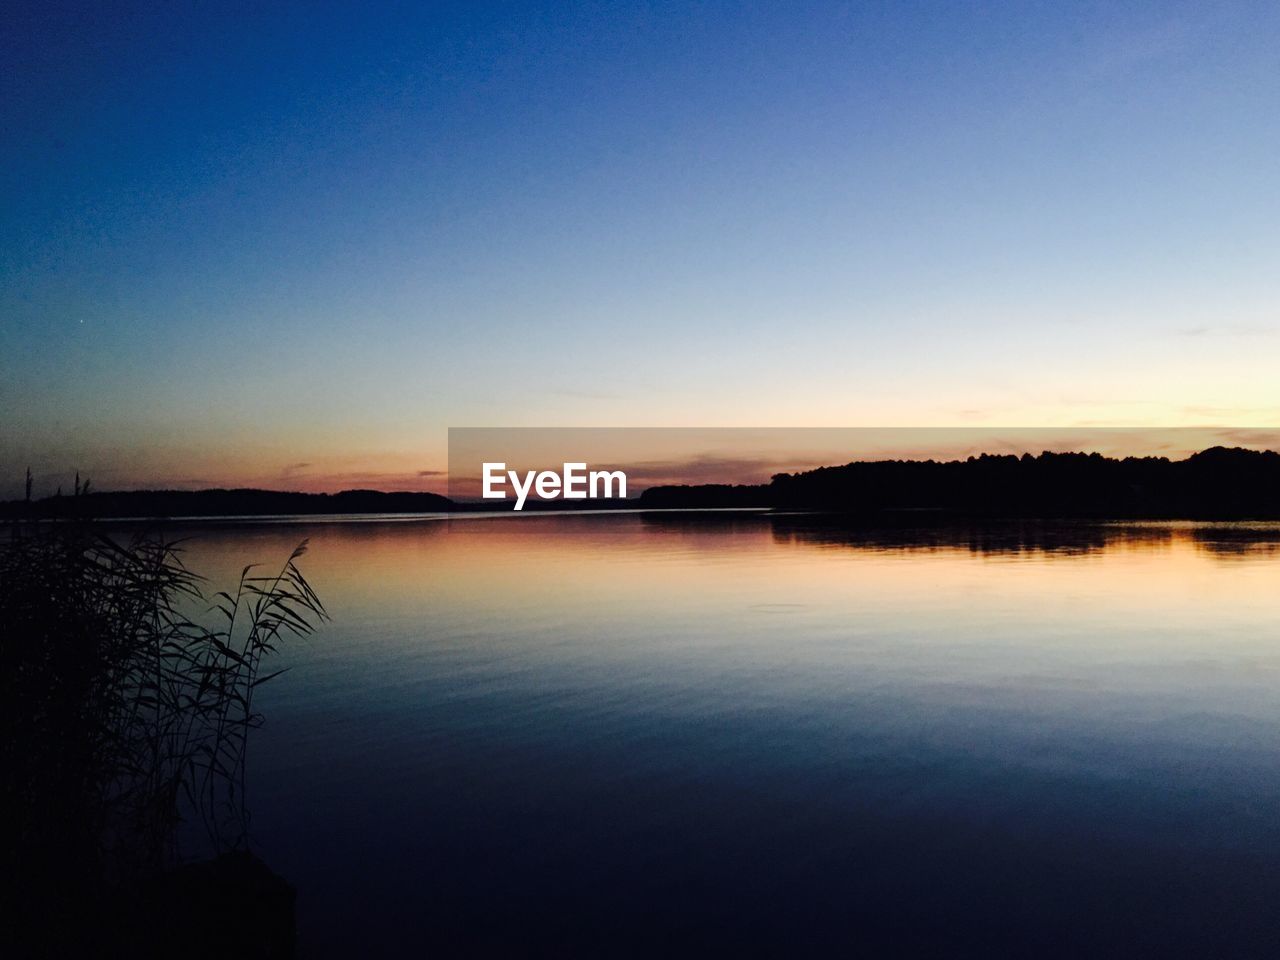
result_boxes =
[1181,405,1280,420]
[1175,324,1275,338]
[549,388,623,401]
[278,470,450,493]
[1084,18,1194,78]
[119,477,217,491]
[1210,429,1280,450]
[623,455,818,486]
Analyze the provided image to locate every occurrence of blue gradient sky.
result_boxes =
[3,1,1278,495]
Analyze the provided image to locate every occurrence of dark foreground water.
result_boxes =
[171,513,1280,957]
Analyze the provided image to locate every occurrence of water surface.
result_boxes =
[173,513,1280,956]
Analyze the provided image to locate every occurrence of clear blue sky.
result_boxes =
[3,1,1278,494]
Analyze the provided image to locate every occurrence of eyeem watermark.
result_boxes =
[482,462,627,510]
[449,427,1280,506]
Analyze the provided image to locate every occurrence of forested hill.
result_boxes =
[639,447,1280,519]
[0,488,455,519]
[10,447,1280,519]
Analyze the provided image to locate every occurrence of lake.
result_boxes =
[171,512,1280,956]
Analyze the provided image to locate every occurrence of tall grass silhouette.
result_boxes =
[3,507,326,950]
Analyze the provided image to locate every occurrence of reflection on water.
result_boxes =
[168,514,1280,956]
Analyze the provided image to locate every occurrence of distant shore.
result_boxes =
[7,446,1280,521]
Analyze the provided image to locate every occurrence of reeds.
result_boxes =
[2,519,327,896]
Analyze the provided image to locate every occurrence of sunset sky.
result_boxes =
[3,1,1278,497]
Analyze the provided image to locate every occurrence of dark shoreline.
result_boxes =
[7,446,1280,522]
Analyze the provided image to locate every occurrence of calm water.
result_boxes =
[171,513,1280,956]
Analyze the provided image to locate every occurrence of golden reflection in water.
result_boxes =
[158,514,1280,958]
[172,515,1280,671]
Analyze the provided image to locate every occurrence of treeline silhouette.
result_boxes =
[636,483,772,509]
[1,487,454,520]
[0,486,645,518]
[10,447,1280,519]
[639,447,1280,519]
